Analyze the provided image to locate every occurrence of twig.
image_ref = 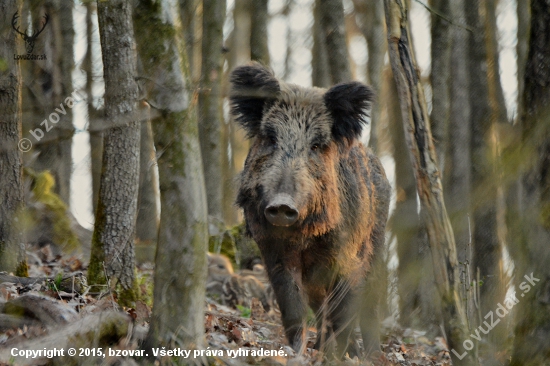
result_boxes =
[413,0,474,33]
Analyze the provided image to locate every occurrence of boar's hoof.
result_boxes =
[264,194,299,227]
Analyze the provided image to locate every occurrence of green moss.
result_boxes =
[15,260,28,277]
[540,202,550,230]
[31,171,80,252]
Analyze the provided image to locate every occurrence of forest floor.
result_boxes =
[0,245,453,366]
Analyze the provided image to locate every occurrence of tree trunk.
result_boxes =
[133,0,209,350]
[199,0,226,222]
[30,1,74,206]
[318,0,351,83]
[135,102,159,247]
[88,0,141,304]
[429,0,452,172]
[510,1,550,364]
[179,0,198,80]
[353,0,386,151]
[311,0,331,88]
[86,1,103,216]
[383,1,472,364]
[465,1,507,356]
[0,0,26,275]
[448,0,474,327]
[516,0,530,120]
[389,70,435,331]
[250,0,269,64]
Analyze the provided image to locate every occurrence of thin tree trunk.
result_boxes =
[383,1,472,364]
[0,0,26,275]
[311,0,331,88]
[226,0,251,225]
[510,1,550,364]
[199,0,226,222]
[516,0,530,120]
[430,0,452,172]
[250,0,269,64]
[86,1,103,216]
[135,103,158,247]
[466,1,506,356]
[30,1,74,206]
[179,0,198,79]
[318,0,351,83]
[353,0,385,151]
[448,0,474,327]
[88,0,141,304]
[133,0,208,350]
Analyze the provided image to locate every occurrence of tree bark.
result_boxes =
[85,1,103,216]
[353,0,386,151]
[199,0,226,222]
[465,1,507,355]
[510,0,550,364]
[429,0,452,172]
[311,0,331,88]
[0,0,25,274]
[516,0,530,120]
[383,1,472,364]
[179,0,198,80]
[88,0,141,303]
[448,0,474,326]
[318,0,351,83]
[250,0,269,64]
[31,1,74,206]
[135,102,159,247]
[133,0,209,350]
[389,70,435,331]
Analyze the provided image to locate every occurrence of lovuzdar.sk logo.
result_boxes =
[12,12,48,60]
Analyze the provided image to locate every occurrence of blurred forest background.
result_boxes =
[0,0,549,365]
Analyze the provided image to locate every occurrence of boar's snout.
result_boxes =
[264,194,299,227]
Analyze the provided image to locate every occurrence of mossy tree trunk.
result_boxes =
[383,1,472,364]
[0,0,26,275]
[510,1,550,364]
[133,0,208,350]
[317,0,351,84]
[198,0,226,223]
[88,0,141,303]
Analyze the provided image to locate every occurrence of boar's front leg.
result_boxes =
[262,248,307,351]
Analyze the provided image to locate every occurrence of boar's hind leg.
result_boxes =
[264,256,307,352]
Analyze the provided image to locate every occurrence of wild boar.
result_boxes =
[229,63,390,358]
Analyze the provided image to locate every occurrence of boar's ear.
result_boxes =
[324,82,375,143]
[229,63,280,138]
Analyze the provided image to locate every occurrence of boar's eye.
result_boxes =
[268,136,278,147]
[311,144,319,152]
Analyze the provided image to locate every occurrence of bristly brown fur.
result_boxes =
[229,63,390,358]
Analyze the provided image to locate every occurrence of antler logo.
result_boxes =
[12,12,49,54]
